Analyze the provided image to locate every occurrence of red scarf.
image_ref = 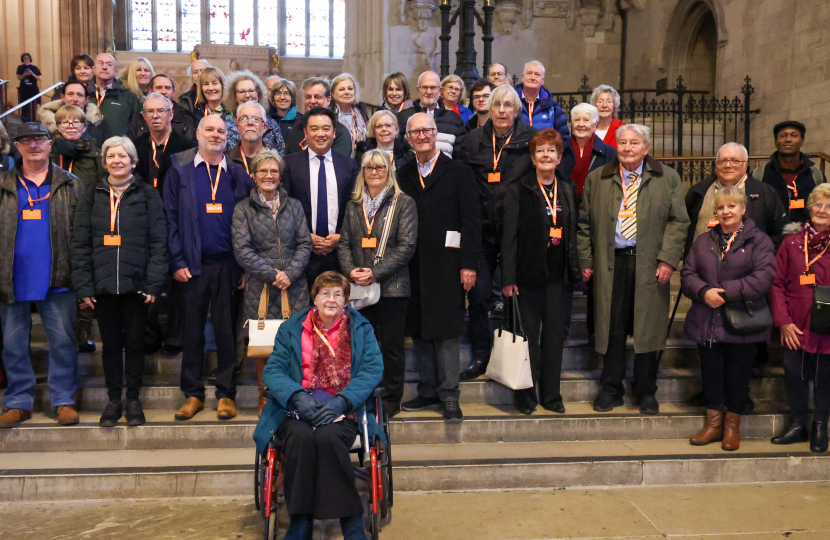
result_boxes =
[804,221,830,259]
[570,135,595,199]
[308,308,352,395]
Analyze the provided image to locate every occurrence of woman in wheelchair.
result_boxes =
[253,271,384,540]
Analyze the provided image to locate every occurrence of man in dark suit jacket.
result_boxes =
[284,77,353,158]
[282,107,359,283]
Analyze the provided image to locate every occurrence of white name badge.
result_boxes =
[445,231,461,249]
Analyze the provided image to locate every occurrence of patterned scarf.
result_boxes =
[362,184,391,222]
[719,224,744,257]
[308,308,352,395]
[258,188,280,220]
[338,106,368,143]
[384,99,414,113]
[804,221,830,259]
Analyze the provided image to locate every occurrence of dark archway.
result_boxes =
[664,0,725,93]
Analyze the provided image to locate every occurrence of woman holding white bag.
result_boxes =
[501,128,582,415]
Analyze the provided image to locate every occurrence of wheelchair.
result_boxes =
[254,388,393,540]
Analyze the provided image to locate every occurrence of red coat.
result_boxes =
[770,230,830,354]
[601,117,626,149]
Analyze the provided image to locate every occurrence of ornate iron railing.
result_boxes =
[657,153,830,187]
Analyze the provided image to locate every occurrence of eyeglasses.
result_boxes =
[715,159,748,166]
[363,165,387,174]
[317,291,345,301]
[418,85,440,92]
[95,61,114,68]
[255,168,281,178]
[143,108,172,117]
[58,120,84,128]
[472,94,491,102]
[236,88,258,95]
[489,71,506,77]
[407,128,437,138]
[444,86,462,93]
[375,123,395,131]
[17,136,49,144]
[813,203,830,211]
[274,90,292,98]
[238,116,265,125]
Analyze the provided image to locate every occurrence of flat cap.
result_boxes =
[773,120,806,138]
[13,122,51,140]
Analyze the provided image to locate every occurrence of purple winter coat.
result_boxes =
[680,218,776,344]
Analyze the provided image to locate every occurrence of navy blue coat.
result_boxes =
[557,135,618,198]
[163,147,253,277]
[515,83,570,140]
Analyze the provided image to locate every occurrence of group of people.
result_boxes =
[0,54,828,464]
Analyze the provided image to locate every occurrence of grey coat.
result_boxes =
[337,192,418,298]
[232,186,312,321]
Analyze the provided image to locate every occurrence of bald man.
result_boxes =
[397,71,466,157]
[92,53,141,136]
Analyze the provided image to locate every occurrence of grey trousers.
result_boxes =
[413,338,460,402]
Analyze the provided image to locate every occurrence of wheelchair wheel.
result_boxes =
[370,510,380,540]
[262,510,277,540]
[254,450,263,512]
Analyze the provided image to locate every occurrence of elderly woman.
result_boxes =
[71,136,168,428]
[680,187,776,451]
[590,85,626,148]
[557,103,617,204]
[253,271,383,540]
[457,83,538,381]
[224,70,285,152]
[267,78,299,143]
[331,73,370,146]
[502,129,581,414]
[380,72,413,113]
[119,57,154,101]
[770,183,830,453]
[441,74,473,123]
[355,110,414,171]
[192,67,232,123]
[338,150,417,416]
[50,105,105,188]
[232,148,312,416]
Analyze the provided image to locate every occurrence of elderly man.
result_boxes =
[92,53,141,136]
[128,74,196,141]
[515,61,569,140]
[0,123,84,428]
[39,79,112,148]
[164,116,252,421]
[227,101,270,176]
[578,124,690,415]
[457,84,537,380]
[487,63,510,86]
[397,71,466,157]
[285,77,353,157]
[753,120,826,224]
[465,78,494,132]
[178,59,211,114]
[398,113,481,422]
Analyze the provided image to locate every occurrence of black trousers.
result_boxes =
[95,293,148,401]
[277,417,363,520]
[306,252,340,289]
[145,276,183,349]
[601,253,659,401]
[180,260,239,401]
[360,296,408,403]
[783,349,830,424]
[514,277,568,409]
[467,240,499,362]
[697,342,754,414]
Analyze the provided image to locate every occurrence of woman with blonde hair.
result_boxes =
[441,74,472,123]
[193,67,232,123]
[355,110,413,171]
[331,73,370,145]
[119,57,155,101]
[337,149,418,416]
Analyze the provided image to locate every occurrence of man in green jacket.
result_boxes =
[577,124,690,415]
[92,53,141,137]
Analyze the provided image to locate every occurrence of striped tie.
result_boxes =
[621,173,638,240]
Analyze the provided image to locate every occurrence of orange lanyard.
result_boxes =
[95,87,106,108]
[240,147,251,177]
[788,182,798,199]
[151,137,169,169]
[362,201,377,235]
[620,167,640,208]
[397,102,405,113]
[206,163,222,201]
[18,176,50,208]
[312,317,337,357]
[350,120,358,150]
[59,155,73,174]
[527,101,535,126]
[299,136,308,151]
[109,187,124,233]
[538,179,558,227]
[417,152,439,189]
[492,129,514,172]
[804,231,830,273]
[722,230,738,259]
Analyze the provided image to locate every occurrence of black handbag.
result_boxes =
[722,298,773,336]
[810,285,830,335]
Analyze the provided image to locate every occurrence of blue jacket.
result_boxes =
[515,83,570,140]
[163,147,253,277]
[253,305,385,453]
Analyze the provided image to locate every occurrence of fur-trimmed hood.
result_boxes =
[783,221,804,236]
[38,99,104,134]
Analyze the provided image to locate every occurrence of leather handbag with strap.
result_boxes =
[349,195,398,310]
[722,298,773,336]
[811,285,830,335]
[485,295,533,390]
[247,283,291,357]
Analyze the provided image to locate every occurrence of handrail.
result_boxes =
[0,79,8,87]
[0,82,64,120]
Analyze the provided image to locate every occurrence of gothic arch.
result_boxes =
[663,0,727,93]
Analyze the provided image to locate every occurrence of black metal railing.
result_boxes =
[657,152,830,188]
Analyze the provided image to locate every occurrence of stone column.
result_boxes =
[343,0,389,107]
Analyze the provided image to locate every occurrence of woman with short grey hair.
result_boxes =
[590,84,626,147]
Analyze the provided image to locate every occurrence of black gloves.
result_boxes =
[311,395,350,428]
[290,391,322,423]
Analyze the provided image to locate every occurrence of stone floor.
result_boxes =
[1,482,830,539]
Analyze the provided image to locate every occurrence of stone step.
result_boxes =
[2,439,826,501]
[0,402,794,453]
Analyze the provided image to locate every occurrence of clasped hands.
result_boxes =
[311,233,340,255]
[291,391,349,428]
[350,267,376,286]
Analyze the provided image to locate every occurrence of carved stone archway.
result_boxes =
[663,0,727,92]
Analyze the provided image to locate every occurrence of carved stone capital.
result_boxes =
[496,2,522,34]
[409,0,438,32]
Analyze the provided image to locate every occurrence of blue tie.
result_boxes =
[315,154,328,236]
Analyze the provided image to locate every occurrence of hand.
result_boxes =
[703,288,726,308]
[350,268,375,286]
[310,233,329,255]
[291,391,322,424]
[503,285,519,297]
[237,275,247,290]
[461,269,477,291]
[780,323,803,350]
[173,267,192,283]
[274,271,291,290]
[137,292,156,304]
[80,297,96,310]
[656,262,674,285]
[311,395,349,428]
[582,268,593,282]
[325,233,341,247]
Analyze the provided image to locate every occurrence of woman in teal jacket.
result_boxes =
[253,271,383,540]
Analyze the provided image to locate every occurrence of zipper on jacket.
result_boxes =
[116,200,121,294]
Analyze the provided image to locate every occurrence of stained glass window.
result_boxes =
[156,0,178,52]
[257,0,280,48]
[131,0,153,51]
[209,0,231,44]
[333,0,345,59]
[308,1,329,57]
[181,0,202,53]
[234,0,254,44]
[285,0,306,56]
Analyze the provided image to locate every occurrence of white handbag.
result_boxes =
[247,284,291,357]
[486,295,533,390]
[349,196,398,310]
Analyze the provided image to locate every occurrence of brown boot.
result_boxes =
[255,357,268,417]
[0,408,32,428]
[689,409,723,445]
[722,411,742,451]
[217,398,237,420]
[56,405,80,426]
[175,397,204,420]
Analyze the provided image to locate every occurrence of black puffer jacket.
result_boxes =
[71,175,168,298]
[232,185,312,321]
[338,192,418,298]
[397,100,466,157]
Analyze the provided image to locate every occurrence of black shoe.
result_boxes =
[811,420,828,453]
[78,340,96,354]
[543,401,566,414]
[515,403,536,415]
[125,398,146,427]
[460,359,488,381]
[688,390,705,407]
[99,400,122,427]
[442,399,463,423]
[400,395,442,412]
[771,422,809,445]
[144,342,162,355]
[593,393,624,412]
[639,395,660,415]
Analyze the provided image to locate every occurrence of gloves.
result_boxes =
[290,391,322,423]
[311,395,350,428]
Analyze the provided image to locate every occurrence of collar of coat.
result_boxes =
[600,155,664,178]
[413,150,452,191]
[278,305,373,360]
[769,151,815,176]
[481,116,535,149]
[563,134,612,160]
[705,217,759,252]
[0,163,75,195]
[93,173,144,194]
[248,184,288,211]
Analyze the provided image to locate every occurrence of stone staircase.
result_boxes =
[2,278,827,505]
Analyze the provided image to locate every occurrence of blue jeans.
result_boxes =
[0,291,79,410]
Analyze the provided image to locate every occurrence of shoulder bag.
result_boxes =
[485,295,533,390]
[349,196,398,310]
[811,284,830,335]
[722,298,773,336]
[247,284,291,357]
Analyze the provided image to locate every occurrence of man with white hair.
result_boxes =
[227,101,270,176]
[178,59,212,114]
[397,71,466,157]
[127,74,197,141]
[515,60,569,139]
[577,124,689,415]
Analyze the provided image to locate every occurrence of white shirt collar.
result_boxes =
[193,152,228,171]
[308,148,333,162]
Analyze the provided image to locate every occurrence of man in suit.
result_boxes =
[282,107,359,283]
[285,78,353,158]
